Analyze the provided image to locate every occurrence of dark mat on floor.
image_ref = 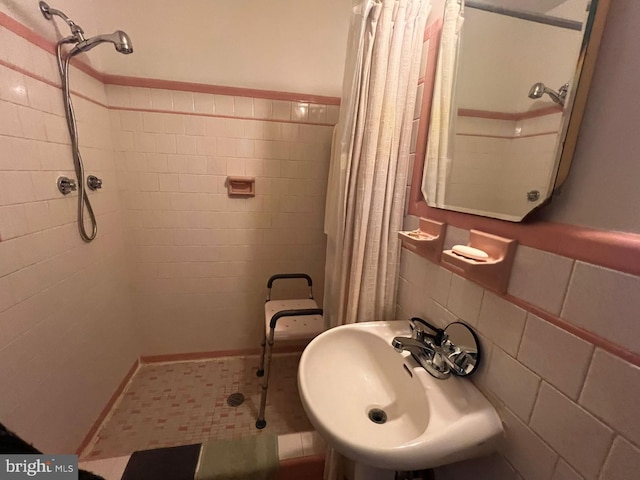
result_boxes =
[121,443,201,480]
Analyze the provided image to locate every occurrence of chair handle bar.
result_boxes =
[270,308,323,329]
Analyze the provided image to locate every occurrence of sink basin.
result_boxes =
[298,321,502,471]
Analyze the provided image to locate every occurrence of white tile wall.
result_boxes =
[0,25,337,453]
[398,215,640,480]
[477,292,527,356]
[517,314,593,400]
[508,246,574,315]
[600,437,640,480]
[109,88,333,356]
[486,347,540,422]
[579,349,640,447]
[530,383,613,479]
[562,262,640,355]
[0,34,138,453]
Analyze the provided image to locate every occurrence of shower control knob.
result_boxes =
[87,175,103,191]
[57,176,77,195]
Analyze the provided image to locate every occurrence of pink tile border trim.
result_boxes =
[0,12,341,106]
[456,131,558,140]
[103,74,341,106]
[458,106,562,121]
[76,359,140,454]
[115,106,336,127]
[139,344,308,364]
[0,58,335,127]
[406,203,640,278]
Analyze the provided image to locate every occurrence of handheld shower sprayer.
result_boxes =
[72,31,133,55]
[39,2,134,242]
[528,82,569,107]
[39,1,133,55]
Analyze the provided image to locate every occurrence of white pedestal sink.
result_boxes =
[298,321,502,475]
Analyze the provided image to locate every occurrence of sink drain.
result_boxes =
[368,408,387,424]
[226,393,245,407]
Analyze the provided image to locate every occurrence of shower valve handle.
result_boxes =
[87,175,103,190]
[57,176,77,195]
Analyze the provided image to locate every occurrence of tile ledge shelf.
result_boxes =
[405,204,640,277]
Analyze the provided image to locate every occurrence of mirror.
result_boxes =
[441,321,481,376]
[419,0,609,221]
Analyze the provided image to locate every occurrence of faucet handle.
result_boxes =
[410,317,446,345]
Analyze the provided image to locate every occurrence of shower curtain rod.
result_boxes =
[464,0,584,31]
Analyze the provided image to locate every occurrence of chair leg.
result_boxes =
[256,330,267,377]
[256,329,275,429]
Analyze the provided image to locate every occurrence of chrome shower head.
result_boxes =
[528,82,569,106]
[40,2,133,55]
[528,82,546,99]
[72,31,133,55]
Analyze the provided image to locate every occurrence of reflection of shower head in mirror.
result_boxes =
[528,82,569,106]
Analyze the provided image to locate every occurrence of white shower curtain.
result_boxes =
[422,0,464,206]
[323,0,430,339]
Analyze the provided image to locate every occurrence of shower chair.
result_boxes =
[255,273,323,429]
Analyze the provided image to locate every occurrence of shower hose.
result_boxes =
[56,39,98,242]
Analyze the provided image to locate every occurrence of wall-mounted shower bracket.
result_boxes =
[87,175,103,191]
[57,176,77,195]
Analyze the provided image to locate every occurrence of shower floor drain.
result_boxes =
[368,408,387,424]
[226,393,245,407]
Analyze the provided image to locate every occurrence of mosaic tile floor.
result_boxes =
[82,353,313,459]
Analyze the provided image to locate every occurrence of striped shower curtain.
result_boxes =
[324,0,431,329]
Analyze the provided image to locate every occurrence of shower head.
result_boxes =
[528,82,546,99]
[71,31,133,55]
[528,82,569,106]
[40,2,133,55]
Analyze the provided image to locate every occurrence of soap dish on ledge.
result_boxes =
[398,218,446,262]
[441,229,517,293]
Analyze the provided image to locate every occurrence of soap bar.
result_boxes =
[452,245,489,261]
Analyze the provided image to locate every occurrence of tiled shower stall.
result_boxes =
[0,17,335,453]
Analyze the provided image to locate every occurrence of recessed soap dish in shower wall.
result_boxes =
[226,177,255,197]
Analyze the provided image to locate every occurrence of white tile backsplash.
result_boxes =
[579,349,640,447]
[508,246,574,315]
[600,437,640,480]
[499,405,558,480]
[517,314,593,400]
[398,216,640,480]
[530,383,614,479]
[447,274,484,326]
[477,292,527,356]
[486,347,541,422]
[562,262,640,355]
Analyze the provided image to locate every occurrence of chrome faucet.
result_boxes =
[392,318,451,379]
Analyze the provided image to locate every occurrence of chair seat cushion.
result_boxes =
[264,299,324,341]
